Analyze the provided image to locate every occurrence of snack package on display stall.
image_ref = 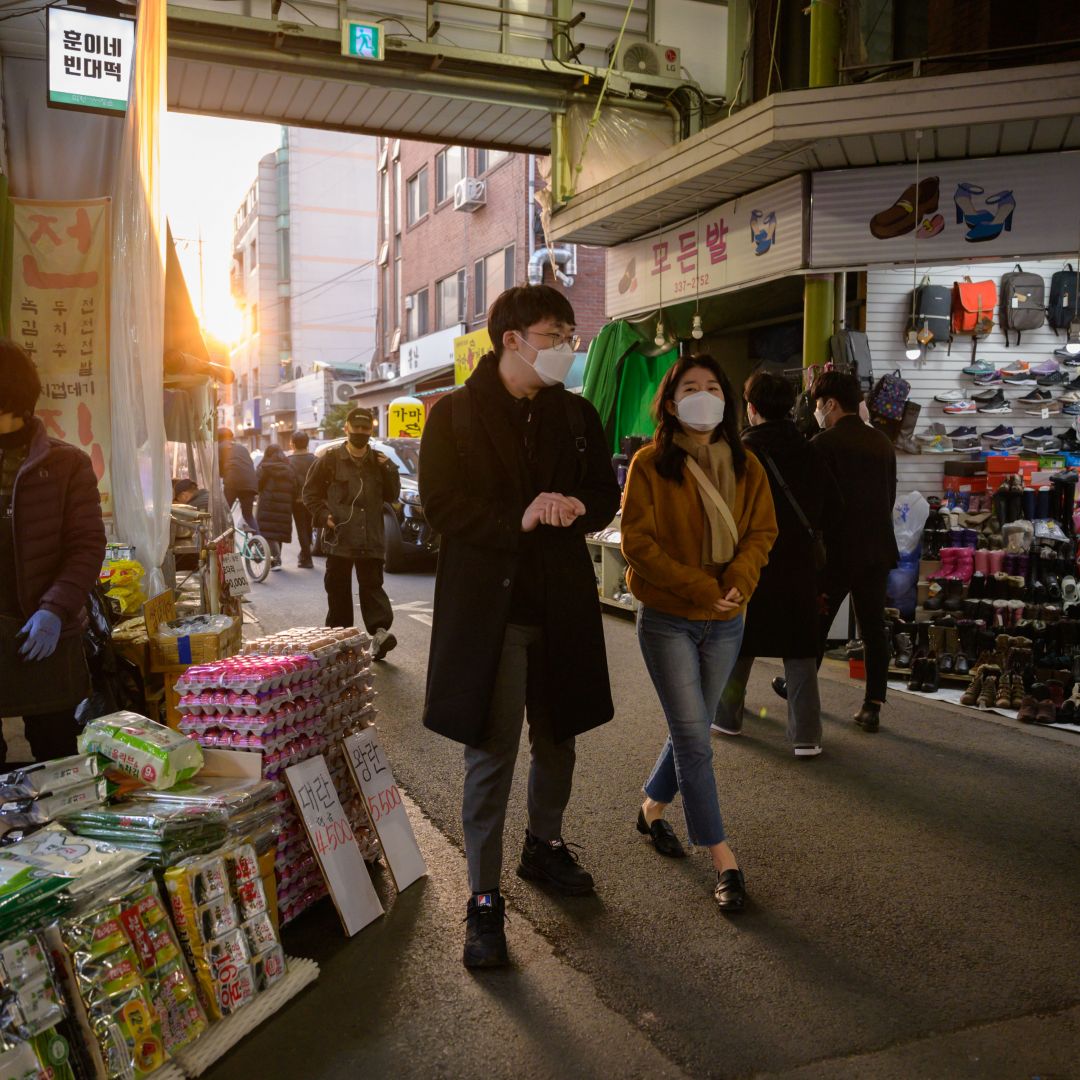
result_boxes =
[77,712,204,790]
[98,559,146,615]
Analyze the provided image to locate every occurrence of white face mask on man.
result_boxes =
[814,400,832,429]
[514,336,576,387]
[676,391,726,432]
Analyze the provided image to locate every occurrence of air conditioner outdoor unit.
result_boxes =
[610,40,680,79]
[453,177,487,213]
[378,362,398,380]
[404,294,414,310]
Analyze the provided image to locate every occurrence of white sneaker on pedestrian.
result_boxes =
[371,628,397,661]
[793,744,822,758]
[710,722,742,736]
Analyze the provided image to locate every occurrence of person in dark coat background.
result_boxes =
[807,370,898,733]
[714,372,841,757]
[217,427,259,533]
[256,444,297,570]
[419,285,620,970]
[288,431,317,569]
[0,340,106,762]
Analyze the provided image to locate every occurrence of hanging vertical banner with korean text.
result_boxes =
[603,176,807,319]
[10,197,112,514]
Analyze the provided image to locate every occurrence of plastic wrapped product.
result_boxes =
[240,913,277,957]
[253,945,286,992]
[0,939,47,992]
[0,776,109,828]
[212,961,255,1017]
[77,713,203,790]
[196,897,238,941]
[0,756,102,801]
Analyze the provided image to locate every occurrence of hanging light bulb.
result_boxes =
[654,318,667,347]
[903,327,922,361]
[691,313,704,340]
[1066,317,1080,356]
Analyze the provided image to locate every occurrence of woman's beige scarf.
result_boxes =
[674,433,738,568]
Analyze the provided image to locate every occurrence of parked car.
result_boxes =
[310,436,438,572]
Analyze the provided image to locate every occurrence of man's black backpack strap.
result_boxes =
[564,394,588,482]
[451,387,471,468]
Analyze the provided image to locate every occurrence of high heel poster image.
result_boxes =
[810,149,1079,268]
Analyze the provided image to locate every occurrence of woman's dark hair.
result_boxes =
[651,354,747,481]
[810,370,863,413]
[488,285,576,359]
[744,370,797,421]
[0,339,42,419]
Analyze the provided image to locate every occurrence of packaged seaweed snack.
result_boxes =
[253,945,286,992]
[0,776,109,829]
[77,712,203,790]
[0,756,102,801]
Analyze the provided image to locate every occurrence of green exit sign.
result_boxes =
[341,21,384,61]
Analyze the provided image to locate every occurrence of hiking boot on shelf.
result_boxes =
[977,674,999,710]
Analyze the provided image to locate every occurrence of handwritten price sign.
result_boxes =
[220,552,250,597]
[285,755,383,936]
[343,729,426,893]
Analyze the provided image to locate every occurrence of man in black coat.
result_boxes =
[288,432,317,569]
[217,428,259,533]
[810,370,898,733]
[419,286,620,969]
[303,408,401,660]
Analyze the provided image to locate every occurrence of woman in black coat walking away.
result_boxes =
[713,372,840,757]
[256,444,298,570]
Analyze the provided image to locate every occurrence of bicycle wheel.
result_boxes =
[244,535,272,583]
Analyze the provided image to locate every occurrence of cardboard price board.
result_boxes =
[220,552,251,597]
[142,590,176,637]
[284,755,383,936]
[343,729,426,893]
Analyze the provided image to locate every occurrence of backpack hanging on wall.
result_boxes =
[1048,264,1078,333]
[828,329,872,379]
[909,275,952,349]
[867,368,911,440]
[950,277,996,362]
[1000,264,1046,346]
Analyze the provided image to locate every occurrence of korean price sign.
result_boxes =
[220,553,251,598]
[47,7,135,114]
[10,197,112,514]
[343,729,426,893]
[284,755,383,936]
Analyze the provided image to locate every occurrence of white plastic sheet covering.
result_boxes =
[566,102,676,196]
[109,0,170,594]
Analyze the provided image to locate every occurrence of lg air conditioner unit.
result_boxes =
[611,40,681,79]
[453,177,487,213]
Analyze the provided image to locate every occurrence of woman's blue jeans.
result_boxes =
[638,606,745,848]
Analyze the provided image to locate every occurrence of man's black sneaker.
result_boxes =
[463,892,508,969]
[371,628,397,661]
[516,830,594,895]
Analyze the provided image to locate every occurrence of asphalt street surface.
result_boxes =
[203,546,1080,1080]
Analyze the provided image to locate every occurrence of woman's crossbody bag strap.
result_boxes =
[756,449,814,538]
[682,457,739,546]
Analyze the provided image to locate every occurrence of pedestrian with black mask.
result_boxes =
[0,340,106,762]
[303,408,401,660]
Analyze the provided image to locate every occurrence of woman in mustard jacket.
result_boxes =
[621,354,777,911]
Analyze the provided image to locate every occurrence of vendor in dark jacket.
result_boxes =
[808,370,898,734]
[419,285,621,970]
[288,432,317,569]
[714,372,841,757]
[217,427,259,533]
[256,444,298,571]
[0,340,106,762]
[303,408,400,659]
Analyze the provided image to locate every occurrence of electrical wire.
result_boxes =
[766,0,783,97]
[0,1,58,23]
[728,0,756,116]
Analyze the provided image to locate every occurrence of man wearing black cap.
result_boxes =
[302,407,401,659]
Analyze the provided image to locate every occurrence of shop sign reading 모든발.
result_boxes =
[604,175,807,319]
[10,197,112,515]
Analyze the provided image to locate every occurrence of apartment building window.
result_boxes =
[250,303,258,334]
[436,270,466,329]
[407,167,429,225]
[380,169,390,240]
[473,245,516,319]
[393,161,402,236]
[396,256,403,339]
[435,147,466,205]
[406,289,429,340]
[382,266,391,352]
[476,148,509,174]
[277,225,290,284]
[249,239,257,268]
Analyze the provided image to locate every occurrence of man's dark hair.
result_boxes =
[0,339,42,418]
[488,285,576,359]
[811,370,863,413]
[217,427,234,442]
[173,478,198,499]
[744,371,797,421]
[291,431,309,449]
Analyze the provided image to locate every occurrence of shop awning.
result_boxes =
[552,60,1080,247]
[348,364,455,405]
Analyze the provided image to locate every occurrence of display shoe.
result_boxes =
[961,669,983,706]
[992,599,1009,627]
[938,652,955,675]
[967,572,987,600]
[1010,674,1025,710]
[925,581,945,612]
[1008,599,1025,625]
[1035,698,1058,724]
[637,808,686,859]
[977,674,999,709]
[955,652,971,676]
[943,579,966,612]
[871,176,939,239]
[714,868,747,913]
[995,676,1014,709]
[1017,694,1039,723]
[907,657,927,692]
[921,657,940,692]
[893,631,915,669]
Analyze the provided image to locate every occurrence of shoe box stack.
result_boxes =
[175,628,381,926]
[888,456,1080,725]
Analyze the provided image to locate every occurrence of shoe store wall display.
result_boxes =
[810,151,1080,268]
[865,258,1079,496]
[604,175,806,319]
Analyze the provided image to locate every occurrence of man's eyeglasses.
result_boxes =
[526,330,581,351]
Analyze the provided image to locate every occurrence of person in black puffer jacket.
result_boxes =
[256,444,298,570]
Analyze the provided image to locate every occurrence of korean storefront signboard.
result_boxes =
[387,397,425,438]
[453,328,493,385]
[402,324,461,376]
[811,151,1080,268]
[604,175,806,319]
[10,197,112,515]
[47,7,135,115]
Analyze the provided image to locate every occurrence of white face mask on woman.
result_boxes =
[516,337,576,387]
[676,390,726,432]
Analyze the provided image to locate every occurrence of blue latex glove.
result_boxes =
[18,610,62,662]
